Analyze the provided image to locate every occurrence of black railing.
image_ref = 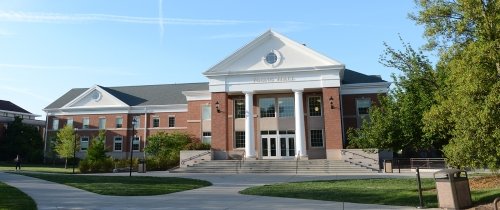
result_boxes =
[180,150,211,165]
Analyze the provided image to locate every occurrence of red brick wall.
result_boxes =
[323,87,343,149]
[186,100,210,141]
[211,92,228,151]
[341,93,380,133]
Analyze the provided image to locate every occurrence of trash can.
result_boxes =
[384,160,393,173]
[138,159,146,173]
[433,169,472,209]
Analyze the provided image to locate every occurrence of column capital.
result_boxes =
[292,89,304,93]
[242,90,254,94]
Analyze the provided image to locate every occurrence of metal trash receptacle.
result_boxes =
[384,160,393,173]
[138,159,146,173]
[433,169,472,209]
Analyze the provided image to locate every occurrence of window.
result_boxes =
[259,98,275,118]
[98,118,106,129]
[52,119,59,130]
[202,132,211,145]
[133,116,140,129]
[234,99,245,118]
[265,52,278,64]
[235,131,245,148]
[308,96,322,116]
[67,118,73,127]
[278,97,294,117]
[115,117,123,128]
[168,116,175,127]
[80,136,89,151]
[153,117,160,128]
[310,130,324,147]
[356,99,371,127]
[82,117,90,129]
[132,136,140,151]
[202,105,211,120]
[114,136,123,151]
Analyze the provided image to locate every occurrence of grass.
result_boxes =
[0,161,78,174]
[240,178,500,208]
[19,173,212,196]
[0,182,37,210]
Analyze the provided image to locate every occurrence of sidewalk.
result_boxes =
[0,171,435,210]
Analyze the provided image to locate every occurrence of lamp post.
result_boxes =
[129,118,137,177]
[73,128,78,174]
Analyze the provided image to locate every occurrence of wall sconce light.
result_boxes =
[329,96,335,109]
[215,101,221,113]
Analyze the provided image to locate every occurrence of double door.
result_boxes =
[261,134,295,159]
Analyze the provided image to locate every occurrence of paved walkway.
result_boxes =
[0,171,436,210]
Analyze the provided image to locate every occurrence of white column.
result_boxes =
[244,91,256,159]
[294,89,307,158]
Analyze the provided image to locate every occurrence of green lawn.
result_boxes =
[0,182,37,210]
[20,173,212,196]
[240,178,500,208]
[0,162,78,174]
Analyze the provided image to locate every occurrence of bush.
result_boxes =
[184,142,211,150]
[113,158,138,169]
[79,157,114,173]
[79,159,90,173]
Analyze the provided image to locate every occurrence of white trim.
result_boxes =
[0,110,40,118]
[45,104,188,116]
[182,90,211,101]
[113,136,123,152]
[61,85,129,109]
[340,82,390,95]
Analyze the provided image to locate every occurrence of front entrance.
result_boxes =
[261,131,295,159]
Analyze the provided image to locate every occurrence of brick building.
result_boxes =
[0,100,45,142]
[44,30,389,160]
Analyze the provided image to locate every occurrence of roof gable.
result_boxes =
[204,30,344,75]
[61,85,129,109]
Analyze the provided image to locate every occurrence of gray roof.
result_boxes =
[342,69,386,84]
[0,100,31,114]
[45,83,209,109]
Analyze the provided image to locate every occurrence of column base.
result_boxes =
[298,155,309,160]
[245,156,257,160]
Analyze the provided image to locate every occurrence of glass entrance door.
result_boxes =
[261,133,295,159]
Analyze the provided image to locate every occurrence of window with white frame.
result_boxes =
[114,136,123,151]
[80,136,89,151]
[132,136,140,151]
[52,119,59,130]
[202,105,211,120]
[168,116,175,127]
[310,130,324,147]
[202,132,211,145]
[82,117,90,129]
[278,97,294,117]
[98,118,106,129]
[259,98,275,118]
[153,117,160,128]
[235,131,245,148]
[133,116,140,129]
[234,99,245,118]
[356,99,371,128]
[308,96,322,116]
[67,117,73,127]
[115,117,123,128]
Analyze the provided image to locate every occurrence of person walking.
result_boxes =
[14,155,21,171]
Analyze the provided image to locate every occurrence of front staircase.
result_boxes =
[171,159,379,174]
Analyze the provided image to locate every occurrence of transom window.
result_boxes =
[259,98,275,118]
[308,96,322,116]
[114,136,123,151]
[80,136,89,151]
[278,97,294,117]
[202,132,211,145]
[235,131,245,148]
[234,99,245,118]
[153,117,160,128]
[310,130,324,147]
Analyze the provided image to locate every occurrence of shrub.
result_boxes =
[184,142,211,150]
[79,159,90,173]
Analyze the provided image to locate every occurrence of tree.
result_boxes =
[0,117,43,162]
[54,125,78,168]
[348,39,439,152]
[86,130,108,161]
[413,0,500,169]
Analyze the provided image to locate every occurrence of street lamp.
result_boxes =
[73,128,78,174]
[129,118,137,177]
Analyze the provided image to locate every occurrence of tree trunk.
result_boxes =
[64,158,67,169]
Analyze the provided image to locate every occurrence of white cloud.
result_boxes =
[0,11,254,26]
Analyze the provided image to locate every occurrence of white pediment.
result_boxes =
[204,30,344,75]
[61,85,129,109]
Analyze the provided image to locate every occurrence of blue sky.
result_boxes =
[0,1,431,118]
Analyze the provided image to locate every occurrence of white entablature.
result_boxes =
[203,30,345,93]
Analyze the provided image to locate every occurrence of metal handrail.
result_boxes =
[180,150,211,165]
[409,158,446,169]
[493,197,499,210]
[341,149,378,163]
[295,150,300,174]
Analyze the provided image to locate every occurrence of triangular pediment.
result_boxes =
[61,85,129,109]
[204,30,344,75]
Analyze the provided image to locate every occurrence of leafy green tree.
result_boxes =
[348,39,439,152]
[86,130,108,161]
[0,117,43,162]
[54,125,78,168]
[413,0,500,169]
[145,132,192,168]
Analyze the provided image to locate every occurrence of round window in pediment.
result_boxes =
[91,91,102,102]
[265,52,278,64]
